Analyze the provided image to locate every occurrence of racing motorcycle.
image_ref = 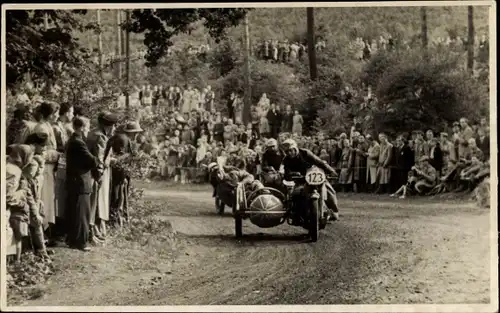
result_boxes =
[282,166,331,242]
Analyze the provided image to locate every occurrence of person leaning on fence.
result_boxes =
[106,131,134,229]
[86,111,119,243]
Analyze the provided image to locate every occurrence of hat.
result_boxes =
[229,146,240,154]
[175,115,187,124]
[98,112,120,126]
[419,155,430,163]
[440,132,448,137]
[207,162,218,171]
[266,138,278,147]
[452,121,460,127]
[122,121,143,133]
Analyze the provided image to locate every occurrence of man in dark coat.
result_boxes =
[267,104,281,139]
[393,136,414,191]
[65,116,99,251]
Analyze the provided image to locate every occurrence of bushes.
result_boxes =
[362,49,488,135]
[214,59,307,111]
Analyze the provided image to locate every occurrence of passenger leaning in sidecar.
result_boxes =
[207,157,265,213]
[281,139,340,221]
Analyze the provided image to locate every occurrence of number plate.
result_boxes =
[305,168,326,185]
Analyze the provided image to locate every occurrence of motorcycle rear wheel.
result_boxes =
[309,200,319,242]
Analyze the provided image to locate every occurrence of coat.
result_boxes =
[65,133,98,247]
[413,140,425,163]
[429,145,444,174]
[86,128,112,222]
[338,148,354,184]
[281,112,294,133]
[376,142,393,184]
[292,114,303,135]
[66,133,99,195]
[366,143,380,184]
[353,143,368,181]
[33,122,59,227]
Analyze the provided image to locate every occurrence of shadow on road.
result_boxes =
[179,232,311,247]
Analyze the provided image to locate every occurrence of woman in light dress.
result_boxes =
[292,110,303,136]
[32,102,60,234]
[256,93,270,120]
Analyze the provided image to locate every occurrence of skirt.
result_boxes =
[98,167,111,221]
[376,167,391,185]
[90,167,111,223]
[41,163,57,228]
[339,168,353,184]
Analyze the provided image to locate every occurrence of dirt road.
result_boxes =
[19,186,491,306]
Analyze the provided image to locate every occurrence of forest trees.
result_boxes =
[123,9,250,67]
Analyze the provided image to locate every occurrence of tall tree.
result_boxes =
[242,13,251,125]
[420,7,428,52]
[123,9,250,67]
[307,7,317,81]
[467,6,475,74]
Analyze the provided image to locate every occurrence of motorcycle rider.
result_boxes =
[260,138,285,189]
[281,139,340,221]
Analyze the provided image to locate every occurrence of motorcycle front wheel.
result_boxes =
[309,200,319,242]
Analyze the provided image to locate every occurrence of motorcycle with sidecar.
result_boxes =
[232,166,334,242]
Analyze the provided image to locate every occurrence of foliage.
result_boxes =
[473,177,490,209]
[121,151,160,180]
[362,49,488,135]
[124,9,251,67]
[5,10,93,89]
[7,253,55,297]
[209,38,241,78]
[214,59,307,112]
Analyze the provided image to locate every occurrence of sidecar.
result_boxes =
[233,183,288,238]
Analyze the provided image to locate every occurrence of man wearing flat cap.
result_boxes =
[86,111,119,243]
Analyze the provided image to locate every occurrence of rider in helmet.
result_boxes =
[260,138,285,189]
[281,138,340,221]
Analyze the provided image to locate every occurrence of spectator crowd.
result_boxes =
[6,99,144,260]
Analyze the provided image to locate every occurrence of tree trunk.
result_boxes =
[116,10,123,80]
[307,7,317,81]
[125,10,131,112]
[97,9,104,77]
[421,7,428,53]
[242,13,252,126]
[467,6,475,74]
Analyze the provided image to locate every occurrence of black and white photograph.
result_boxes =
[1,2,497,312]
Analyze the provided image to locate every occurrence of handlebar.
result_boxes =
[286,173,337,181]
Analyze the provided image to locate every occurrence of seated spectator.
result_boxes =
[391,156,437,198]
